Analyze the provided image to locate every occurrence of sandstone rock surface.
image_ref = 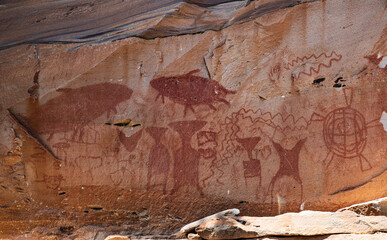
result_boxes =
[105,236,131,240]
[0,0,315,50]
[0,0,386,237]
[338,197,387,216]
[188,233,203,240]
[195,211,387,239]
[179,208,240,237]
[250,232,387,240]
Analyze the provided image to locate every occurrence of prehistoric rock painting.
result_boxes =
[197,131,221,186]
[283,51,342,79]
[11,83,133,141]
[146,127,170,194]
[39,174,64,190]
[60,123,101,145]
[220,109,268,188]
[73,156,103,181]
[221,108,309,162]
[222,109,260,163]
[197,131,217,147]
[104,129,142,186]
[269,63,281,82]
[220,107,312,196]
[169,120,207,195]
[30,145,61,175]
[150,69,236,115]
[118,129,143,152]
[109,155,136,186]
[268,139,306,204]
[52,142,70,162]
[236,137,262,186]
[30,146,49,161]
[311,88,379,171]
[256,145,272,162]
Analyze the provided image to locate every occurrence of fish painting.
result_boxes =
[10,82,133,141]
[150,69,236,115]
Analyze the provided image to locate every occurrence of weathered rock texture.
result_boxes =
[0,0,386,238]
[338,197,387,216]
[179,208,240,237]
[195,211,387,239]
[0,0,316,50]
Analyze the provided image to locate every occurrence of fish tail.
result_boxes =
[216,82,236,94]
[222,87,236,94]
[56,88,71,93]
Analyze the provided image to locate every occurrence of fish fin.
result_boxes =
[208,104,217,111]
[184,105,195,116]
[186,69,201,76]
[217,98,231,106]
[131,124,141,128]
[216,83,236,94]
[56,88,72,93]
[222,86,236,94]
[105,122,113,125]
[155,93,161,102]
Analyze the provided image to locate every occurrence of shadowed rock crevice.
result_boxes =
[0,0,318,50]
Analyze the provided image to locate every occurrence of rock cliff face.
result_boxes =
[0,0,386,237]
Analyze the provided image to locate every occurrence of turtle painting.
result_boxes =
[311,88,380,171]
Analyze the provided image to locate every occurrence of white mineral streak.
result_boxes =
[380,112,387,132]
[378,56,387,68]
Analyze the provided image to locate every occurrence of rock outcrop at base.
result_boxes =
[179,208,240,237]
[12,208,387,239]
[338,197,387,216]
[186,210,387,240]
